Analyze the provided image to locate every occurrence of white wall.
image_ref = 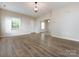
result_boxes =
[35,12,52,33]
[51,4,79,41]
[35,4,79,41]
[1,3,79,41]
[1,9,36,37]
[0,9,1,36]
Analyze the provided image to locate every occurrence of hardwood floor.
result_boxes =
[0,33,79,57]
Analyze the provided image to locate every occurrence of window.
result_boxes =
[11,18,21,30]
[41,22,45,29]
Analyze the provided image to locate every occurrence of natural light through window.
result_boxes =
[41,22,45,29]
[11,18,21,30]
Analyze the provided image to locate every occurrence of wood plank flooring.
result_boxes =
[0,33,79,57]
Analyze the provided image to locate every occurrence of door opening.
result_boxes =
[41,19,50,34]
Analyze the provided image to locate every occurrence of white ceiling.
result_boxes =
[0,2,71,18]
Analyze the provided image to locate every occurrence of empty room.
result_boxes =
[0,2,79,57]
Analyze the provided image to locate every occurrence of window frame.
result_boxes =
[11,17,21,30]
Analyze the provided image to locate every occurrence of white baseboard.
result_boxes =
[0,32,37,38]
[51,34,79,42]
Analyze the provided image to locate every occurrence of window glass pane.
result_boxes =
[11,18,21,30]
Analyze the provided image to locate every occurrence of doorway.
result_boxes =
[41,19,50,34]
